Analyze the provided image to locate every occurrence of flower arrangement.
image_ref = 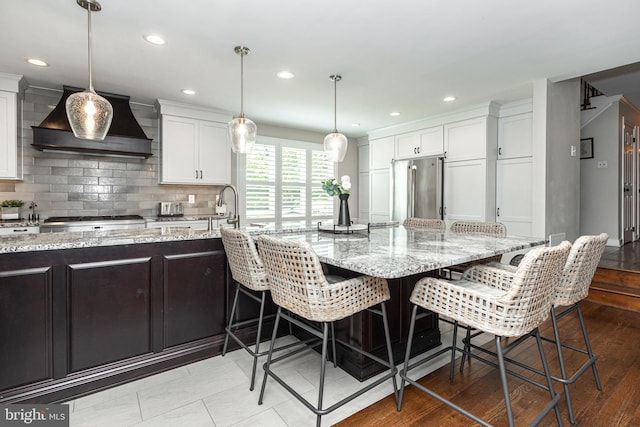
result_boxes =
[321,176,351,196]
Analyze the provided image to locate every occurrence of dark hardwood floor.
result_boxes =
[336,243,640,427]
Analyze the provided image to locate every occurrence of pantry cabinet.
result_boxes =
[156,100,232,185]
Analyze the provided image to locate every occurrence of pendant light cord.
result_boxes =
[239,50,245,119]
[333,77,337,132]
[87,4,94,92]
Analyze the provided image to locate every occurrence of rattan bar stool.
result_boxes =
[398,241,571,427]
[403,217,446,231]
[220,227,301,391]
[256,234,398,427]
[447,220,507,275]
[466,233,607,424]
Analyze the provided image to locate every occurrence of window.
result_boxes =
[238,136,336,228]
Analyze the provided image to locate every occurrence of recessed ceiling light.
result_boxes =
[390,112,401,117]
[27,58,48,67]
[277,70,294,79]
[144,34,165,45]
[351,123,360,127]
[443,96,456,102]
[181,89,196,95]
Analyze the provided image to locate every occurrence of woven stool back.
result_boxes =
[494,241,571,336]
[220,227,269,292]
[556,233,608,306]
[450,220,507,236]
[257,234,390,322]
[403,217,446,231]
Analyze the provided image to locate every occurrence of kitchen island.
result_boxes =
[0,225,544,403]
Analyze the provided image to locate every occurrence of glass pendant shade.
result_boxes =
[228,45,256,154]
[324,74,348,162]
[66,0,113,141]
[228,116,257,153]
[66,89,113,140]
[323,131,348,162]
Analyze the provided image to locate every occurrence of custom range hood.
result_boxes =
[32,86,153,158]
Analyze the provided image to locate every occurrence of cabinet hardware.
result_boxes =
[498,147,502,156]
[200,170,203,179]
[497,208,500,217]
[13,229,28,232]
[444,151,447,159]
[443,207,447,215]
[196,170,199,179]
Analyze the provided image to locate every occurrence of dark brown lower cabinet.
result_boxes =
[0,236,441,402]
[0,239,227,403]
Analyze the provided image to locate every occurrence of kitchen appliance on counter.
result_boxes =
[391,156,444,224]
[158,202,183,217]
[40,215,146,233]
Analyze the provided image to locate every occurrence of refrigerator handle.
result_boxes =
[408,164,416,217]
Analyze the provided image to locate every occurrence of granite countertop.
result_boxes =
[279,227,545,278]
[0,219,40,228]
[0,223,544,280]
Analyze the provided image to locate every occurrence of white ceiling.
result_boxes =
[1,0,639,138]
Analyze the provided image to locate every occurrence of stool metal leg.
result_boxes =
[495,336,516,427]
[534,328,564,427]
[380,303,399,405]
[258,307,282,405]
[250,291,267,391]
[397,305,418,411]
[222,283,241,356]
[449,321,459,381]
[316,323,330,427]
[577,304,602,390]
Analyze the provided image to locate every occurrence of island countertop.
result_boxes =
[0,224,545,279]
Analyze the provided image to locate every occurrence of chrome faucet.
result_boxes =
[217,184,240,229]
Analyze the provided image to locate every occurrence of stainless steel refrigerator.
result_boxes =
[391,156,444,224]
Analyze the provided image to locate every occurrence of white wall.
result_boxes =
[546,78,581,241]
[532,78,581,242]
[580,102,619,240]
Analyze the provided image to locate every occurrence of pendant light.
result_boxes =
[65,0,113,141]
[228,46,257,154]
[323,75,348,162]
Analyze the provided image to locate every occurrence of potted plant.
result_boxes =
[1,200,24,220]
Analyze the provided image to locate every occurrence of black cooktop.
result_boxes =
[44,215,144,223]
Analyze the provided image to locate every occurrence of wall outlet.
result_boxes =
[188,194,195,203]
[597,161,608,169]
[570,145,577,157]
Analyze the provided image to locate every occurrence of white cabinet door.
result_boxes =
[369,169,390,222]
[370,136,394,170]
[395,126,444,159]
[199,121,230,185]
[161,115,199,184]
[420,126,444,157]
[444,117,487,162]
[0,91,17,179]
[161,116,230,185]
[444,159,487,226]
[395,132,420,159]
[496,157,533,236]
[498,113,532,159]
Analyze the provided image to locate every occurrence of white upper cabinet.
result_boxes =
[156,100,231,185]
[444,117,489,162]
[369,136,394,170]
[497,112,532,159]
[0,73,22,180]
[395,126,444,159]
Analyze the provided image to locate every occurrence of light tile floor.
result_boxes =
[65,322,487,427]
